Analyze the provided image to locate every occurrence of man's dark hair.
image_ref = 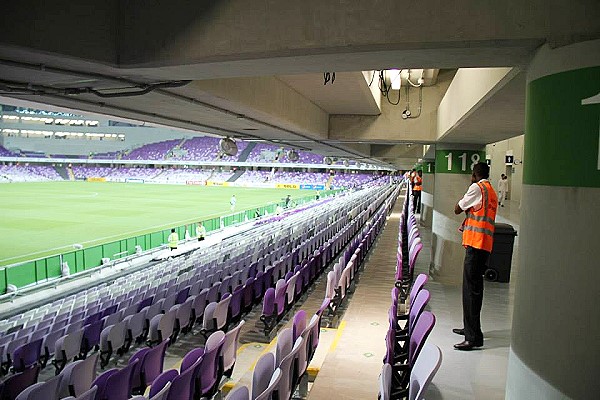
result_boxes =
[472,162,490,179]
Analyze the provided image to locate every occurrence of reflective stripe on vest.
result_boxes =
[462,181,497,252]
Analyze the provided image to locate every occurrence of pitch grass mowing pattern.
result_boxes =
[0,181,315,267]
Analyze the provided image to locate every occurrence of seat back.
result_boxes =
[14,374,60,400]
[409,311,436,366]
[292,310,307,341]
[142,339,170,388]
[223,320,245,373]
[215,295,231,330]
[57,330,83,362]
[275,328,293,367]
[0,364,40,400]
[261,288,275,316]
[251,352,275,400]
[409,274,428,308]
[379,363,392,400]
[277,338,303,400]
[225,385,249,400]
[61,386,97,400]
[148,369,178,399]
[99,358,138,400]
[12,338,42,372]
[409,343,442,400]
[81,319,104,353]
[59,352,98,398]
[196,331,225,395]
[409,290,431,334]
[148,381,171,400]
[254,368,281,400]
[172,361,198,400]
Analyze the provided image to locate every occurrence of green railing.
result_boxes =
[0,190,342,293]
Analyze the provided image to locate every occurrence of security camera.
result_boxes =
[417,77,424,85]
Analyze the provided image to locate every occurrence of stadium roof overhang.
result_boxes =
[0,1,597,170]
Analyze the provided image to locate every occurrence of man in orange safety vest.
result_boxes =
[452,162,498,350]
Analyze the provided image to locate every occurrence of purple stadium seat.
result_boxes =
[92,358,138,400]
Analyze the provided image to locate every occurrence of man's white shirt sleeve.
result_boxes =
[458,182,483,211]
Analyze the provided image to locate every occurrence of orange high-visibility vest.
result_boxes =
[462,180,497,252]
[413,176,423,191]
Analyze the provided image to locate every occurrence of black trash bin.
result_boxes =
[485,223,517,282]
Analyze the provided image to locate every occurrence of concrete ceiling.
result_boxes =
[1,0,596,169]
[277,72,380,115]
[439,71,526,144]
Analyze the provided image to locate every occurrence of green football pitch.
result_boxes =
[0,181,315,267]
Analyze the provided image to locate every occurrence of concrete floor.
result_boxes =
[307,194,521,399]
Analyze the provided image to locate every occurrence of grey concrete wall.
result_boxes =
[115,0,598,67]
[430,172,473,283]
[0,0,118,63]
[510,185,600,398]
[329,81,450,143]
[188,77,329,139]
[420,173,435,228]
[486,135,524,203]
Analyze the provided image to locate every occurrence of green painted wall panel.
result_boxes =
[75,250,84,272]
[525,66,600,187]
[63,252,76,273]
[34,260,46,281]
[103,242,121,260]
[7,262,36,287]
[0,270,6,294]
[435,150,486,174]
[150,232,162,248]
[46,256,61,278]
[84,246,103,269]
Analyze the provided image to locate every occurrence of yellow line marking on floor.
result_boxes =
[249,336,278,370]
[328,320,347,352]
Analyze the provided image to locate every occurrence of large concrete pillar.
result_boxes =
[430,145,485,283]
[420,159,435,228]
[506,39,600,399]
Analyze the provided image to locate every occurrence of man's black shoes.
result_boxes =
[452,328,465,335]
[454,340,483,351]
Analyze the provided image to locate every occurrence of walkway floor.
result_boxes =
[308,193,520,399]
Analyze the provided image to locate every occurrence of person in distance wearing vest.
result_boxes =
[412,170,423,214]
[196,221,206,241]
[453,162,498,350]
[167,228,179,251]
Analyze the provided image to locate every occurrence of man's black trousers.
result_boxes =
[462,246,490,344]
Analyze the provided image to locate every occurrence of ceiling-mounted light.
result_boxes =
[287,150,299,162]
[219,137,238,156]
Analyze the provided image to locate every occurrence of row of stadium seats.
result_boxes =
[0,183,397,400]
[224,185,400,400]
[379,185,442,400]
[1,136,325,164]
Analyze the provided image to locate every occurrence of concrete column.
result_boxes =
[430,146,485,283]
[506,39,600,400]
[419,159,435,228]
